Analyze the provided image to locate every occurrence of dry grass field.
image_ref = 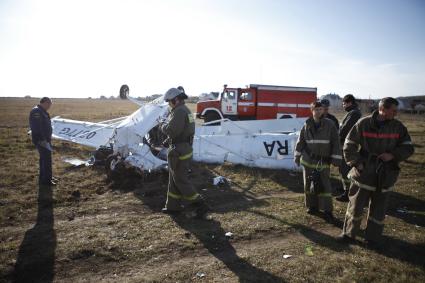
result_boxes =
[0,97,424,282]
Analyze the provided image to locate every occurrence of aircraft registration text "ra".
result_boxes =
[58,127,97,139]
[263,140,289,156]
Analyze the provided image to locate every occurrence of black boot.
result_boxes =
[323,211,335,223]
[336,190,349,202]
[161,207,182,216]
[335,234,355,244]
[307,207,319,215]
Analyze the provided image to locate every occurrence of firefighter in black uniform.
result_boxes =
[336,94,362,202]
[29,97,57,186]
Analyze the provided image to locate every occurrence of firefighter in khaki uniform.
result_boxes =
[338,97,414,246]
[294,101,342,221]
[160,88,207,217]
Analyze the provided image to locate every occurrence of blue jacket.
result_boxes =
[29,105,52,145]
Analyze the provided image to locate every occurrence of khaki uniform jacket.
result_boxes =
[344,111,414,191]
[295,117,342,169]
[160,103,195,158]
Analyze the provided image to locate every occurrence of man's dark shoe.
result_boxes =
[336,234,355,244]
[307,207,319,215]
[336,191,349,202]
[161,207,182,215]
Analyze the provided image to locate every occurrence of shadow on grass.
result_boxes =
[173,216,285,282]
[13,184,56,283]
[110,164,285,282]
[387,191,425,227]
[374,235,425,267]
[249,210,351,253]
[107,161,425,273]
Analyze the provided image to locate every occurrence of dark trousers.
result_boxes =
[37,145,52,185]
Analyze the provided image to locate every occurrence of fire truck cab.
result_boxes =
[196,84,317,122]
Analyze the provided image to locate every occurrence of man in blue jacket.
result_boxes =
[29,97,57,186]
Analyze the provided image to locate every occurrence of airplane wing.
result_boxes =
[52,116,119,148]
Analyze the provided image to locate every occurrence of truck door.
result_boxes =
[221,89,238,116]
[237,89,256,117]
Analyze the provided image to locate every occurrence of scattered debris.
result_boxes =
[305,245,314,256]
[213,176,228,186]
[283,254,292,259]
[62,157,92,167]
[66,211,75,221]
[225,232,234,238]
[196,272,206,278]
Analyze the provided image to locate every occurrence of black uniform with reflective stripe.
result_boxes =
[339,104,361,143]
[29,105,52,145]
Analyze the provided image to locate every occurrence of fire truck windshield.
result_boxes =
[223,90,236,100]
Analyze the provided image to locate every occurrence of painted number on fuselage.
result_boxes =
[58,127,97,139]
[263,140,289,156]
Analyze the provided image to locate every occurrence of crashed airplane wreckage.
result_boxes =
[52,86,306,177]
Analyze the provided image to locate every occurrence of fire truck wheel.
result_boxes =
[204,111,221,123]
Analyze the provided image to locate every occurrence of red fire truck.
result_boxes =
[196,84,317,122]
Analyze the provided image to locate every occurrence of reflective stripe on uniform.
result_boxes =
[362,132,400,139]
[168,191,199,201]
[318,193,332,198]
[346,210,363,221]
[368,216,385,225]
[350,179,376,191]
[182,193,200,201]
[306,140,330,144]
[300,159,330,169]
[179,151,193,160]
[331,154,342,159]
[168,191,182,199]
[349,178,393,193]
[345,139,356,144]
[401,141,412,145]
[339,176,351,184]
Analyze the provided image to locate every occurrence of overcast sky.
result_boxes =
[0,0,424,98]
